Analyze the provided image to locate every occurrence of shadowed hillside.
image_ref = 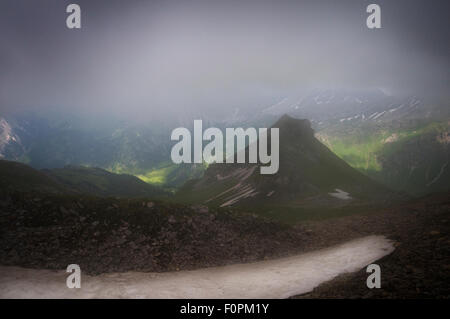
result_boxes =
[45,165,170,198]
[0,160,170,199]
[0,160,68,194]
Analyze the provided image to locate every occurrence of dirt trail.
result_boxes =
[0,235,394,299]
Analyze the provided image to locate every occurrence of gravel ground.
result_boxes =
[292,193,450,299]
[0,192,305,275]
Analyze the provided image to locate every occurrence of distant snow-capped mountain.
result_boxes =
[0,117,25,160]
[260,89,447,129]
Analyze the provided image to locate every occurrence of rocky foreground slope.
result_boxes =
[1,189,448,298]
[293,192,450,299]
[0,191,304,275]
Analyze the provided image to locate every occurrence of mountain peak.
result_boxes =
[177,114,392,210]
[273,114,314,137]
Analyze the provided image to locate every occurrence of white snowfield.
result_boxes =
[0,235,394,299]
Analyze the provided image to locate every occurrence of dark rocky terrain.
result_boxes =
[0,191,304,275]
[0,188,448,298]
[292,192,450,299]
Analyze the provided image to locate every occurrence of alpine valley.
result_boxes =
[1,89,448,198]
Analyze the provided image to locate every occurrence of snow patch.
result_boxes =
[0,236,395,299]
[426,162,448,187]
[328,189,352,200]
[372,111,386,120]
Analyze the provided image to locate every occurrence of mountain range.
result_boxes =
[1,89,449,196]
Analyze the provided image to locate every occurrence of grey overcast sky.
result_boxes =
[0,0,449,119]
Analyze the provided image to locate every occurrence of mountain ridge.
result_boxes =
[0,160,170,198]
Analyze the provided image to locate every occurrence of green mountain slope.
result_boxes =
[44,166,170,198]
[317,120,450,196]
